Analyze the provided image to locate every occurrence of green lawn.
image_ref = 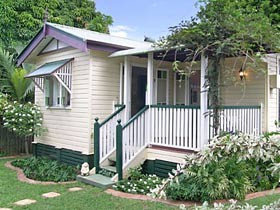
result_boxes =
[0,158,176,210]
[1,157,280,210]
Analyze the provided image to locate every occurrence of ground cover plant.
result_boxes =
[151,133,280,202]
[113,166,162,195]
[11,156,78,182]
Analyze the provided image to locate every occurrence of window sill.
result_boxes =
[46,106,72,110]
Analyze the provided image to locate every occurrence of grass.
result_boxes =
[0,158,176,210]
[246,193,280,208]
[1,157,280,210]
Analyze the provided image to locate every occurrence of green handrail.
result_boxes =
[122,106,149,129]
[100,105,126,127]
[151,104,200,109]
[216,105,261,109]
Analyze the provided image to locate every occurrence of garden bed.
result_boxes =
[6,156,79,184]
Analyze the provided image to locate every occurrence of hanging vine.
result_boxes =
[157,0,280,137]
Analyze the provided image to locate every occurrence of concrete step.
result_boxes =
[108,156,116,164]
[101,165,117,173]
[77,174,115,189]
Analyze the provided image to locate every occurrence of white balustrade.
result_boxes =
[99,106,125,163]
[150,105,200,151]
[122,107,149,168]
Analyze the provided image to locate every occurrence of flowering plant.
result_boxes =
[113,166,162,195]
[150,133,280,202]
[2,100,45,137]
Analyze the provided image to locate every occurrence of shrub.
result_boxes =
[2,100,45,137]
[154,133,280,202]
[11,157,78,182]
[113,166,162,195]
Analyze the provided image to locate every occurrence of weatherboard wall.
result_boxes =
[34,48,92,154]
[219,58,266,132]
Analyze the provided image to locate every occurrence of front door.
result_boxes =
[131,66,147,116]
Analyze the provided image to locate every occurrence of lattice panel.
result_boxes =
[32,77,44,91]
[55,61,72,91]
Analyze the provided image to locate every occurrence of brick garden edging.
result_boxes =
[5,161,76,185]
[105,187,280,207]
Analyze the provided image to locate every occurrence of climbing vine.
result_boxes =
[158,0,280,135]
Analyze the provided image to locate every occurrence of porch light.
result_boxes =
[239,67,245,80]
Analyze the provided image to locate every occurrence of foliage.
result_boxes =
[179,198,280,210]
[99,168,116,178]
[0,46,33,103]
[2,100,45,137]
[113,166,162,195]
[159,0,280,134]
[0,93,8,118]
[0,0,113,47]
[151,133,280,202]
[11,156,78,182]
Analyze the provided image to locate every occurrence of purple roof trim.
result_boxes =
[87,41,131,53]
[17,29,45,66]
[46,26,88,53]
[17,25,88,66]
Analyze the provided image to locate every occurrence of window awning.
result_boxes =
[25,58,73,78]
[25,58,74,93]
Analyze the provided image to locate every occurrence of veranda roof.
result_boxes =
[25,58,73,78]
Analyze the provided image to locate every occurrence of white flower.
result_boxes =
[13,128,16,131]
[179,204,186,210]
[19,119,22,122]
[144,181,147,184]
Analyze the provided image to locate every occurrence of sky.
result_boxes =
[94,0,199,41]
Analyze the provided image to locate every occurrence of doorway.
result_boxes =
[131,66,147,116]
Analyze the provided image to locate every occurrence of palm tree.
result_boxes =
[0,46,34,103]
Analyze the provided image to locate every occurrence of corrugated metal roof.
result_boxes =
[47,22,152,49]
[25,58,73,78]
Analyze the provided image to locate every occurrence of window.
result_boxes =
[157,70,168,105]
[175,73,186,105]
[25,59,73,108]
[45,76,71,107]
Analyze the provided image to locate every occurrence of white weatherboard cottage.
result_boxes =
[18,22,280,185]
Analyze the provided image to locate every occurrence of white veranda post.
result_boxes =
[200,54,209,149]
[147,52,154,105]
[124,56,131,122]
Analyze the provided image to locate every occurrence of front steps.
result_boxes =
[77,174,115,189]
[77,155,117,189]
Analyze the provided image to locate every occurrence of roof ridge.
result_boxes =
[46,22,151,45]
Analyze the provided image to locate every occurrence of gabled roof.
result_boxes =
[17,22,152,66]
[46,23,151,49]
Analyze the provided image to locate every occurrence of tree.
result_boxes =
[0,0,113,48]
[0,47,33,103]
[159,0,280,134]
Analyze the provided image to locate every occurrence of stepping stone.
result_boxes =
[14,199,37,206]
[68,187,83,192]
[0,208,12,210]
[42,192,61,198]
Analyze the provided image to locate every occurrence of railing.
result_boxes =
[208,105,262,138]
[93,105,125,173]
[150,105,200,150]
[116,106,149,180]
